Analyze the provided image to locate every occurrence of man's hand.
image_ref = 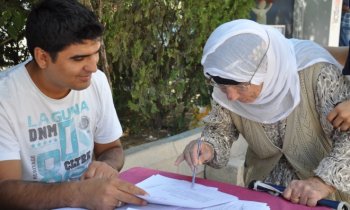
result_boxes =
[76,177,148,209]
[327,101,350,131]
[80,161,118,180]
[0,174,147,210]
[282,177,335,207]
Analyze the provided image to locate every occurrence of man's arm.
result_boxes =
[94,139,124,171]
[80,140,124,180]
[0,160,21,180]
[0,159,147,209]
[0,160,75,209]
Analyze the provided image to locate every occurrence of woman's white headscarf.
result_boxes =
[202,19,341,123]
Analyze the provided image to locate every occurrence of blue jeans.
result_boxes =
[340,13,350,46]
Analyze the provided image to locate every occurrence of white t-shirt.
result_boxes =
[0,59,123,182]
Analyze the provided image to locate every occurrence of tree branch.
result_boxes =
[0,37,13,46]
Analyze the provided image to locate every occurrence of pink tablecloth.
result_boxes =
[120,167,330,210]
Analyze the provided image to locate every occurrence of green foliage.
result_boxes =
[1,0,255,136]
[104,0,254,134]
[0,0,38,69]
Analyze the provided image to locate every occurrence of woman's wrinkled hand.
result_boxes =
[174,139,214,170]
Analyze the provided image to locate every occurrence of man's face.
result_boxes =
[41,39,101,98]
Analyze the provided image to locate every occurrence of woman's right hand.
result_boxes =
[174,139,214,170]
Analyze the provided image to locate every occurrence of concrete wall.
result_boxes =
[293,0,341,46]
[122,127,248,186]
[122,127,204,177]
[250,0,342,44]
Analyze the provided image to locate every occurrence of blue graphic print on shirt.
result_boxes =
[26,100,92,182]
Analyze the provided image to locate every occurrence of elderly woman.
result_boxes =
[175,19,350,206]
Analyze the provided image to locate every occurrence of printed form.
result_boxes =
[119,174,270,210]
[54,174,270,210]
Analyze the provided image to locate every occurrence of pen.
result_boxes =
[191,137,202,188]
[248,180,350,210]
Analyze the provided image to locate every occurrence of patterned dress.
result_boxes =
[203,63,350,193]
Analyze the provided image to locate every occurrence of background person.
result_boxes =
[325,46,350,130]
[0,0,147,209]
[340,0,350,46]
[175,19,350,206]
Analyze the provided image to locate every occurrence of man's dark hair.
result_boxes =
[25,0,104,62]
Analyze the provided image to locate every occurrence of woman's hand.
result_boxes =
[283,176,335,207]
[174,139,214,170]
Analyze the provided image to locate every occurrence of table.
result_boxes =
[120,167,330,210]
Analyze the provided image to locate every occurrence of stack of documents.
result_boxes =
[54,174,270,210]
[119,174,270,210]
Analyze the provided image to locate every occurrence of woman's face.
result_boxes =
[218,83,263,103]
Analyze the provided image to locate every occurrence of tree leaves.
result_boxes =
[0,0,36,68]
[107,0,255,134]
[1,0,255,135]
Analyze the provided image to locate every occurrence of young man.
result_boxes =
[0,0,147,209]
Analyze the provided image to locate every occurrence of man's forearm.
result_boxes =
[96,146,125,171]
[0,179,80,209]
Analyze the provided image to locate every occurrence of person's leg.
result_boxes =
[341,13,350,46]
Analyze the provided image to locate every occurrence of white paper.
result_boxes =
[135,174,237,208]
[54,174,270,210]
[201,200,270,210]
[241,200,270,210]
[121,200,270,210]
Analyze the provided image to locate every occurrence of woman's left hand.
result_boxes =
[282,176,335,206]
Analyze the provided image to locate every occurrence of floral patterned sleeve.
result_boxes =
[202,100,240,169]
[314,63,350,193]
